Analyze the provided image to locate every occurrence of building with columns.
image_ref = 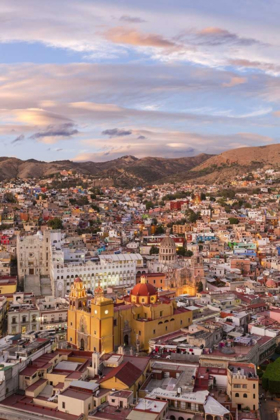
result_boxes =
[17,229,143,297]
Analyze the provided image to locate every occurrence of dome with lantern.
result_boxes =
[130,275,158,304]
[266,278,276,288]
[159,234,176,263]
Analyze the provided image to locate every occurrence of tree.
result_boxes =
[4,192,17,203]
[155,225,165,234]
[91,204,100,212]
[177,247,187,256]
[185,209,200,223]
[150,245,159,255]
[197,281,204,293]
[145,201,154,210]
[228,217,239,225]
[48,217,63,229]
[186,250,193,257]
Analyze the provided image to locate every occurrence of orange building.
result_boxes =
[136,273,166,289]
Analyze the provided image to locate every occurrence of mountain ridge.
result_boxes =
[1,143,280,186]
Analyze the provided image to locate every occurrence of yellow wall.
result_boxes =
[68,293,192,352]
[227,371,259,410]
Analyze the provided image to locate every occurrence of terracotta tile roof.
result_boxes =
[99,361,142,387]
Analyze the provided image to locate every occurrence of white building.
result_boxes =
[17,229,143,297]
[17,230,52,280]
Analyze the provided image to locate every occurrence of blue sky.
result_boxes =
[1,0,280,161]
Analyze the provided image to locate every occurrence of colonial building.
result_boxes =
[67,275,192,352]
[17,229,143,297]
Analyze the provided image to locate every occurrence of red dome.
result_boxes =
[74,276,82,283]
[131,282,157,297]
[266,279,276,288]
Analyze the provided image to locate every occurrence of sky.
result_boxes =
[1,0,280,162]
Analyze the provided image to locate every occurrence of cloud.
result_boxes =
[229,59,280,76]
[11,134,25,144]
[119,15,146,23]
[105,27,176,48]
[222,76,247,88]
[30,122,78,144]
[0,62,277,160]
[194,27,261,47]
[102,128,132,137]
[14,109,70,126]
[75,127,276,162]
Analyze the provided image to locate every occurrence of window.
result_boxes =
[153,329,156,334]
[253,384,256,389]
[70,337,72,342]
[88,403,91,410]
[235,393,239,397]
[160,311,163,317]
[138,331,141,336]
[62,402,65,409]
[253,394,255,399]
[243,393,247,398]
[141,298,145,303]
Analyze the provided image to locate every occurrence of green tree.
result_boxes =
[91,204,100,212]
[197,281,204,293]
[150,245,159,255]
[146,201,154,210]
[177,247,186,256]
[155,225,165,234]
[48,217,63,229]
[228,217,239,225]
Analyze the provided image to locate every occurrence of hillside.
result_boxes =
[1,144,280,186]
[194,144,280,170]
[190,143,280,183]
[0,154,212,186]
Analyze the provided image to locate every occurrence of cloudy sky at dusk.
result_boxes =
[1,0,280,161]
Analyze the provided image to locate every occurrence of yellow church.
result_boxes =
[67,275,192,353]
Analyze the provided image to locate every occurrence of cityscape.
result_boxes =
[0,1,280,420]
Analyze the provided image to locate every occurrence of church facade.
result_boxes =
[67,276,192,353]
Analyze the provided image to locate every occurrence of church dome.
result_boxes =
[132,281,157,297]
[160,236,176,250]
[131,275,158,304]
[266,278,276,288]
[159,235,176,264]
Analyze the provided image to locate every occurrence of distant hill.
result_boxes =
[0,154,212,186]
[1,144,280,186]
[191,143,280,183]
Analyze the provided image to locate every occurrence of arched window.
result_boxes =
[158,321,163,325]
[164,320,169,323]
[243,393,247,398]
[235,393,239,397]
[169,416,175,420]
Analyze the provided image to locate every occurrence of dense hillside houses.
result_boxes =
[0,168,280,418]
